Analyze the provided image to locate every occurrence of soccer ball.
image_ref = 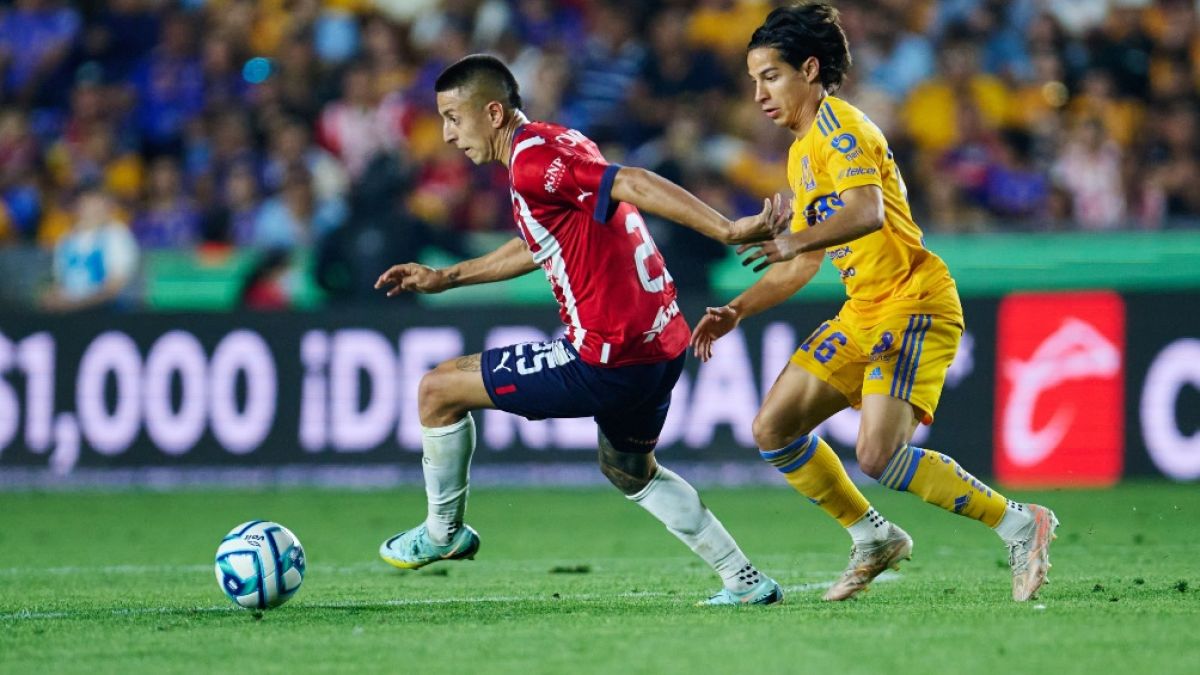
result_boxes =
[214,520,306,609]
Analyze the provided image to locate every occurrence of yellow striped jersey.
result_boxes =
[786,96,962,326]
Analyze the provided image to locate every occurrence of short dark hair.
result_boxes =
[434,54,523,110]
[747,2,851,93]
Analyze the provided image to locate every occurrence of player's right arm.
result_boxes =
[690,249,823,361]
[611,167,790,244]
[375,236,537,296]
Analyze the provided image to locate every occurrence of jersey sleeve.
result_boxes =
[511,143,622,222]
[818,105,887,195]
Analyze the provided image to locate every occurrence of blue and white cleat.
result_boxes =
[698,576,784,606]
[379,523,481,570]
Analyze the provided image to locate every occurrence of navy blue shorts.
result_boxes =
[480,338,686,454]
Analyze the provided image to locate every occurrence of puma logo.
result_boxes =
[577,190,593,202]
[492,352,513,373]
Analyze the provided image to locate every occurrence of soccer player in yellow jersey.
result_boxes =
[691,2,1059,602]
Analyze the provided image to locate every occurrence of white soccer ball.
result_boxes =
[214,520,306,609]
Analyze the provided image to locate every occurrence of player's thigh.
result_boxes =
[856,393,921,477]
[419,353,496,425]
[480,339,608,420]
[594,350,686,454]
[856,313,962,476]
[755,363,851,450]
[862,313,961,426]
[754,317,864,449]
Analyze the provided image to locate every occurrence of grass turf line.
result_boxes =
[0,482,1197,674]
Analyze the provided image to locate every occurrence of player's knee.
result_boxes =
[855,441,895,480]
[598,438,656,495]
[417,368,464,427]
[752,412,809,452]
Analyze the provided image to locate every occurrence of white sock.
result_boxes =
[628,465,762,593]
[846,507,890,547]
[421,414,476,546]
[993,500,1034,542]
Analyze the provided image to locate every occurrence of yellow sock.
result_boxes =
[879,444,1008,527]
[760,435,870,527]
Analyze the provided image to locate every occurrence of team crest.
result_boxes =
[800,155,816,191]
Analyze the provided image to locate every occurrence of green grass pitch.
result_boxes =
[1,482,1197,674]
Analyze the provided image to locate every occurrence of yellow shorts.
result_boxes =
[789,313,962,425]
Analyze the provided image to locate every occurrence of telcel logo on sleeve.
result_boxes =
[995,291,1125,487]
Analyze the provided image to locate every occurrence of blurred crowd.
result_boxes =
[1,0,1199,310]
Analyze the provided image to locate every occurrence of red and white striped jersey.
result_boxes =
[507,121,689,367]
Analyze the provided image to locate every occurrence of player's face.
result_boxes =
[747,47,816,133]
[437,88,496,165]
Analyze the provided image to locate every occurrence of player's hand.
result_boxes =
[726,193,792,245]
[374,263,450,296]
[690,305,741,362]
[737,232,803,272]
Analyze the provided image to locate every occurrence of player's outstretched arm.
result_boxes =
[691,250,823,362]
[610,167,789,244]
[375,237,537,296]
[738,185,885,272]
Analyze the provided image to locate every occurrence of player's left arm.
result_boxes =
[738,116,889,272]
[609,167,790,244]
[738,184,884,272]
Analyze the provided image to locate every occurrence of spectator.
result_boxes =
[204,160,262,245]
[983,129,1051,222]
[1141,102,1200,226]
[317,62,408,180]
[251,165,346,249]
[200,35,251,112]
[902,29,1011,155]
[0,109,39,195]
[861,5,936,101]
[87,0,161,83]
[133,156,201,248]
[1052,118,1126,229]
[41,184,138,312]
[129,11,204,155]
[560,1,647,144]
[264,117,349,203]
[0,0,80,107]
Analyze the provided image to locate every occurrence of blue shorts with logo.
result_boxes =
[480,338,686,454]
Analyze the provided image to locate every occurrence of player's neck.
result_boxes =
[790,91,829,139]
[496,111,531,167]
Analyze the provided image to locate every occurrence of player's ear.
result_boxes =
[802,56,821,85]
[486,100,506,128]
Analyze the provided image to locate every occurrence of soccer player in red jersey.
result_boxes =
[375,54,788,605]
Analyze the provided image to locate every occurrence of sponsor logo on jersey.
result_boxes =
[544,156,566,193]
[804,194,844,226]
[867,367,883,381]
[831,133,858,155]
[838,166,877,179]
[643,300,681,343]
[995,291,1125,487]
[827,246,852,261]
